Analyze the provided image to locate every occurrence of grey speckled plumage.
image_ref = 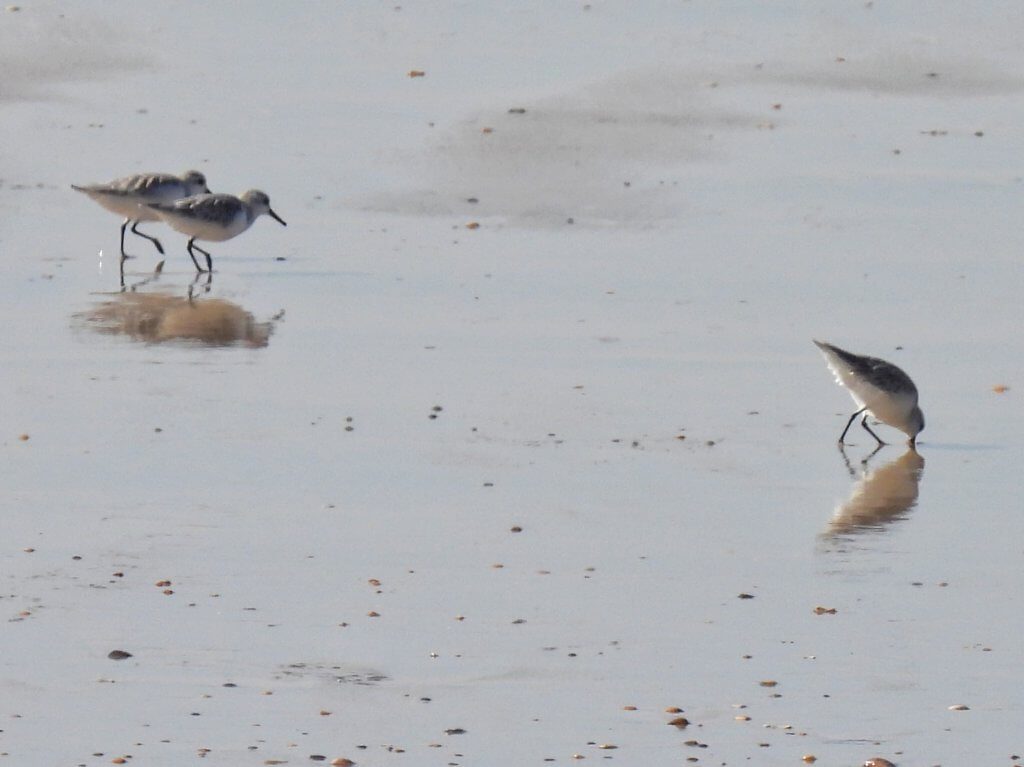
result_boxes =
[814,340,925,447]
[147,189,286,273]
[152,194,252,226]
[818,342,918,396]
[71,170,210,259]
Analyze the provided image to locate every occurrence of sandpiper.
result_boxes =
[71,170,210,260]
[814,340,925,447]
[147,189,286,272]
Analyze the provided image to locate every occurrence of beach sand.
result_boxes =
[1,3,1022,764]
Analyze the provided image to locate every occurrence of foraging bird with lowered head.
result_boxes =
[814,340,925,447]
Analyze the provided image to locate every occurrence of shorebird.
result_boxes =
[147,189,286,272]
[813,340,925,447]
[71,170,210,260]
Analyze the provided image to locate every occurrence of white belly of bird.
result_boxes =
[853,380,916,433]
[825,358,912,427]
[86,191,164,222]
[166,209,251,242]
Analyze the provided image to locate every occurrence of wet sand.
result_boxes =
[2,3,1023,765]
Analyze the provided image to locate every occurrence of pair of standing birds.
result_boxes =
[71,169,286,272]
[70,172,925,446]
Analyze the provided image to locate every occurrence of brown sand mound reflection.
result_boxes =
[79,292,274,347]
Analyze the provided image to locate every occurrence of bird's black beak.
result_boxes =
[269,208,287,226]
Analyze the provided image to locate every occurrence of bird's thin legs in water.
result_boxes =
[187,238,212,272]
[119,219,134,261]
[838,407,868,444]
[130,221,164,255]
[187,238,213,273]
[860,413,886,446]
[186,239,202,272]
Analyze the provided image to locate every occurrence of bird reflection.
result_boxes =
[79,284,274,348]
[825,447,925,537]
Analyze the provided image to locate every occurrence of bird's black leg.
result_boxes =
[119,218,133,261]
[130,221,164,255]
[860,413,886,446]
[189,241,213,272]
[838,407,867,444]
[187,239,201,271]
[187,238,208,272]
